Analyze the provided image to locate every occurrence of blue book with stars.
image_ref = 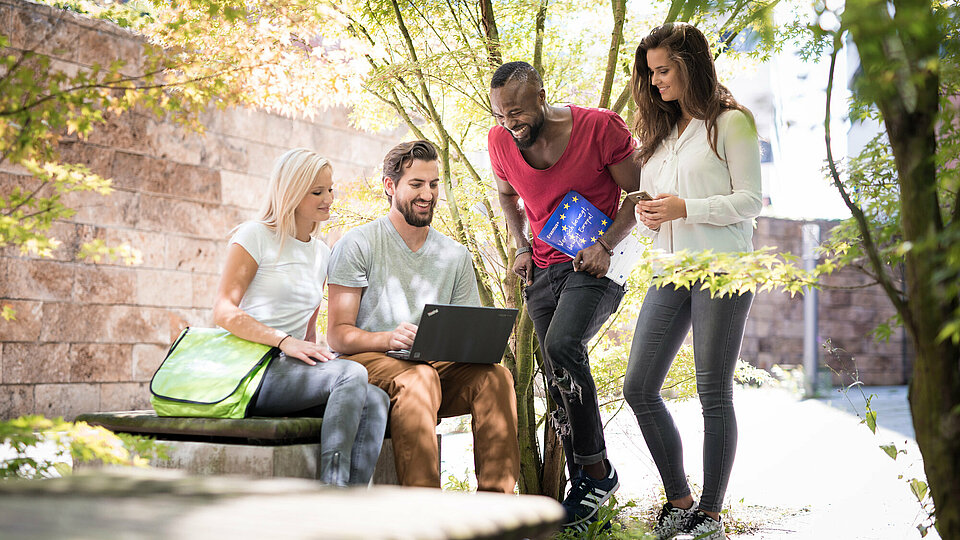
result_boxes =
[537,191,611,258]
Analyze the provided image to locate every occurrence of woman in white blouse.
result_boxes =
[213,148,389,487]
[621,23,762,540]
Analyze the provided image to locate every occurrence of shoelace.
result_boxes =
[681,510,710,530]
[565,477,590,502]
[656,504,672,523]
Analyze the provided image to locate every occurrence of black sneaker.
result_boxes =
[561,461,620,526]
[564,516,613,534]
[652,502,697,539]
[675,509,724,540]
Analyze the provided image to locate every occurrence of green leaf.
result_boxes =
[909,478,929,502]
[865,410,878,434]
[52,461,72,477]
[879,443,898,460]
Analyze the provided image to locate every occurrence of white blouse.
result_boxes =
[638,109,762,254]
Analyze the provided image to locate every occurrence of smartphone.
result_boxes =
[625,190,653,205]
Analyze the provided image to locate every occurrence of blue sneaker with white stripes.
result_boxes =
[561,461,620,526]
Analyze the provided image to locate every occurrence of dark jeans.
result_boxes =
[622,283,754,513]
[250,355,389,487]
[524,261,625,477]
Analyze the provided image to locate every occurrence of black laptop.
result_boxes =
[386,304,519,364]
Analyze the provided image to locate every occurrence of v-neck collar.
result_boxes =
[383,216,433,256]
[666,118,703,151]
[513,105,578,172]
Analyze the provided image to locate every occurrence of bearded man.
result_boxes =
[326,140,520,492]
[488,61,640,528]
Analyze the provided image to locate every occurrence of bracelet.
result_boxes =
[515,246,533,256]
[596,237,614,255]
[277,335,291,348]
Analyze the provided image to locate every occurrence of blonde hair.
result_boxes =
[257,148,332,246]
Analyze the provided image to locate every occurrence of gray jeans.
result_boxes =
[250,355,389,487]
[623,283,753,513]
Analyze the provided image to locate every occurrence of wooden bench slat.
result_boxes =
[75,410,323,443]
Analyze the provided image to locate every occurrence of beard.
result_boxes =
[510,112,545,149]
[397,196,435,227]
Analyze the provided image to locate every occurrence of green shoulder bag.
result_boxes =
[150,327,279,418]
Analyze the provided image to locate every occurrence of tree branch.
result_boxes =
[598,0,627,109]
[0,63,263,118]
[479,0,502,67]
[713,0,781,60]
[611,82,631,115]
[823,33,912,323]
[390,0,499,271]
[533,0,548,74]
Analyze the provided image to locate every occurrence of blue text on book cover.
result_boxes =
[537,191,611,258]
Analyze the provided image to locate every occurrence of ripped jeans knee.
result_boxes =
[552,367,584,404]
[549,407,572,438]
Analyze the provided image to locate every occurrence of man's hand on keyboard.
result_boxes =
[387,321,418,351]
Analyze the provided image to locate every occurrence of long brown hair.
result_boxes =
[631,23,753,164]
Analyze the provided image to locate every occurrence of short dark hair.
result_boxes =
[491,61,543,90]
[382,140,438,203]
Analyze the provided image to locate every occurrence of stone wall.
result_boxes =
[746,217,912,385]
[0,0,399,419]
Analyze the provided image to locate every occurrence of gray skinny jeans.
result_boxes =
[623,283,753,513]
[249,355,389,487]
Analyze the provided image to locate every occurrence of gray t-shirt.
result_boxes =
[327,216,481,334]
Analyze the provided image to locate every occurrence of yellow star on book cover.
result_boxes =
[591,236,597,242]
[598,230,604,235]
[564,203,570,209]
[572,196,579,202]
[601,219,608,226]
[559,214,565,220]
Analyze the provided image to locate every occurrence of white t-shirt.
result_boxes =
[639,109,762,253]
[230,222,330,340]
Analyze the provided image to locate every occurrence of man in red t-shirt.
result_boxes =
[489,61,639,530]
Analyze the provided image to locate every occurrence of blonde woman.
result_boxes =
[213,148,389,487]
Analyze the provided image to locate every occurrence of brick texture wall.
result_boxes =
[0,0,399,419]
[745,217,912,385]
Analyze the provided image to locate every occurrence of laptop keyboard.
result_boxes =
[386,349,411,360]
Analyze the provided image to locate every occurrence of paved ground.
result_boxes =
[440,385,938,539]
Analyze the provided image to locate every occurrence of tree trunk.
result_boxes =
[844,0,960,534]
[892,93,960,538]
[504,259,544,494]
[542,393,566,500]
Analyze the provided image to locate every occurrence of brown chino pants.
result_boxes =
[343,352,520,493]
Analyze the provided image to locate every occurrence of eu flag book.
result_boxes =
[537,191,612,258]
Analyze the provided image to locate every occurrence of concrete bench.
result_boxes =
[0,468,564,539]
[75,411,421,485]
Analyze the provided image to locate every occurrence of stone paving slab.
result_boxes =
[440,386,936,538]
[605,386,938,539]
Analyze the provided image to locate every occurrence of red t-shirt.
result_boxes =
[489,105,636,268]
